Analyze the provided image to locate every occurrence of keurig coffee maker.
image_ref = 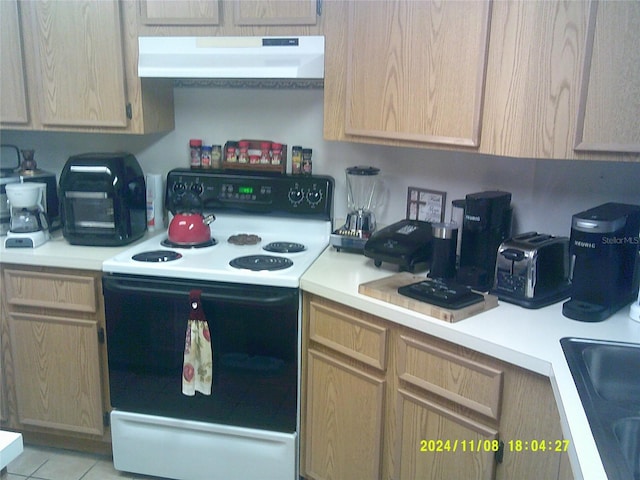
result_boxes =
[563,202,640,322]
[456,191,512,291]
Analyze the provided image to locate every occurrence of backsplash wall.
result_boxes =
[1,87,639,236]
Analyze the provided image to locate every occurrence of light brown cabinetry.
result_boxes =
[343,0,491,147]
[573,0,640,153]
[234,0,318,26]
[137,0,321,35]
[1,0,174,134]
[139,0,220,25]
[301,293,571,480]
[324,0,640,160]
[0,0,29,125]
[0,264,110,449]
[303,299,387,480]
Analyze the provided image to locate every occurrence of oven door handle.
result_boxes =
[102,275,298,307]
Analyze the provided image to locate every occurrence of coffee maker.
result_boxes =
[4,182,50,248]
[563,202,640,322]
[456,191,512,291]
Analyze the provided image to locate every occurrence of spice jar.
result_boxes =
[201,146,212,168]
[291,146,303,174]
[226,142,238,163]
[302,148,313,175]
[271,143,283,165]
[260,142,271,164]
[238,140,250,163]
[190,139,202,168]
[211,145,222,169]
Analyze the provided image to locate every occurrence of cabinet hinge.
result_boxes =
[103,412,110,427]
[125,102,132,120]
[494,440,505,464]
[98,327,105,344]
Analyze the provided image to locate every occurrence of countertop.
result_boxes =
[300,247,640,480]
[0,430,23,470]
[0,230,164,270]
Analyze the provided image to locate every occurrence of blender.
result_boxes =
[330,166,381,252]
[4,182,50,248]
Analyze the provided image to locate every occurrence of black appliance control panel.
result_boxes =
[166,168,334,220]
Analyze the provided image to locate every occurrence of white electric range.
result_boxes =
[102,169,333,480]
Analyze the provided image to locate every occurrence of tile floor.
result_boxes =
[2,445,168,480]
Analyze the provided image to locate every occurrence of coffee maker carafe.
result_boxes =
[456,191,512,291]
[4,182,50,248]
[563,202,640,322]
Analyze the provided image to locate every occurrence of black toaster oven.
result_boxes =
[59,152,146,246]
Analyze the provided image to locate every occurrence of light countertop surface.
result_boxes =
[301,247,640,480]
[0,230,164,270]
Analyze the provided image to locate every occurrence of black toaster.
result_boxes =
[492,232,571,309]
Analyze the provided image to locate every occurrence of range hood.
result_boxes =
[138,36,324,80]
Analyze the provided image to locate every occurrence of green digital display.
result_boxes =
[238,186,253,195]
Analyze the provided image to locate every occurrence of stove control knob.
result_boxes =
[173,182,186,193]
[288,187,304,205]
[306,189,323,206]
[190,183,203,195]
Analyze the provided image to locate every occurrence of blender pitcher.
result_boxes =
[345,166,380,237]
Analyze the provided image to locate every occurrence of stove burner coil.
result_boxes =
[229,255,293,271]
[132,250,183,262]
[161,238,217,249]
[228,234,262,246]
[263,242,306,253]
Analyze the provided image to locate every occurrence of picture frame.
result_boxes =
[406,187,446,223]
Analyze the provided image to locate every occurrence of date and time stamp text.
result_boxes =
[419,439,570,453]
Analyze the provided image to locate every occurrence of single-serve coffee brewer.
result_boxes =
[563,202,640,322]
[4,182,50,248]
[455,191,512,291]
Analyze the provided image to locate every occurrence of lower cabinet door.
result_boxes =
[304,349,385,480]
[395,388,498,480]
[8,312,104,436]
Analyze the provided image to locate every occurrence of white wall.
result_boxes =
[2,87,639,237]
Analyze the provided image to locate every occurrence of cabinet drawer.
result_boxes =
[397,335,503,420]
[4,269,97,314]
[309,300,388,371]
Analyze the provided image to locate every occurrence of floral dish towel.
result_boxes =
[182,289,213,396]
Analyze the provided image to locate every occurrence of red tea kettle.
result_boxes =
[167,190,215,245]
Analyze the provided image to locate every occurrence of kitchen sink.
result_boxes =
[561,337,640,480]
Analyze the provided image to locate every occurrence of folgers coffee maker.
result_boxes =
[455,191,512,291]
[563,202,640,322]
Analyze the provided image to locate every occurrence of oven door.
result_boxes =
[103,273,299,434]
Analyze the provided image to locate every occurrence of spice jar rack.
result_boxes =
[222,140,287,174]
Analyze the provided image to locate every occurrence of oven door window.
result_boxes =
[103,274,299,433]
[66,192,115,230]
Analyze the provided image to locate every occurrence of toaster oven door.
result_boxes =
[64,191,115,231]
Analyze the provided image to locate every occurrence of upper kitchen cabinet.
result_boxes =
[324,0,640,161]
[0,0,174,134]
[137,0,322,35]
[234,0,318,26]
[573,0,640,154]
[139,0,220,25]
[324,0,491,148]
[0,0,29,125]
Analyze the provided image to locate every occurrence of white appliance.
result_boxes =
[138,36,325,79]
[102,169,333,480]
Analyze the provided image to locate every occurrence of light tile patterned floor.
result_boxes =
[2,445,169,480]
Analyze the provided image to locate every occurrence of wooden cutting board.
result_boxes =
[358,272,498,323]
